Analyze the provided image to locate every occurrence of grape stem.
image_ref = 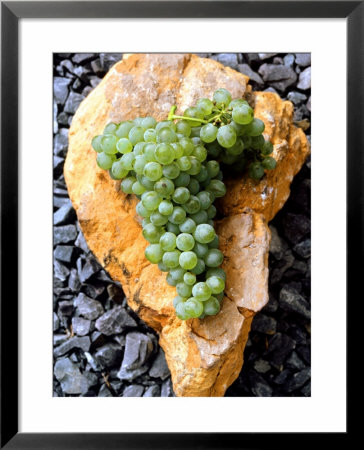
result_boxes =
[167,105,225,125]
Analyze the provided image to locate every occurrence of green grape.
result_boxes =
[176,233,195,251]
[163,162,180,179]
[156,120,176,132]
[251,135,265,150]
[142,223,161,244]
[184,298,204,318]
[134,142,146,155]
[217,125,236,148]
[176,120,191,137]
[136,201,151,218]
[196,191,213,210]
[154,177,174,197]
[204,248,224,267]
[192,145,208,163]
[193,242,209,258]
[140,176,155,190]
[194,224,215,244]
[206,267,226,281]
[111,160,129,179]
[101,134,118,154]
[91,135,103,152]
[190,258,205,275]
[206,276,225,294]
[159,232,177,251]
[166,273,178,286]
[173,187,190,205]
[184,272,196,286]
[179,218,197,234]
[203,297,220,316]
[194,166,208,183]
[170,267,186,281]
[116,138,132,154]
[157,127,177,144]
[206,160,220,178]
[207,219,214,227]
[232,104,254,125]
[171,143,184,159]
[187,157,202,176]
[176,282,193,298]
[179,137,194,156]
[144,128,157,143]
[208,234,219,249]
[120,152,135,170]
[262,156,277,170]
[200,124,218,143]
[175,301,189,320]
[97,152,115,170]
[174,172,190,187]
[192,282,212,302]
[207,141,222,158]
[158,261,169,272]
[143,161,163,181]
[150,211,169,226]
[220,152,238,165]
[141,117,157,129]
[173,295,186,308]
[116,121,134,138]
[108,168,120,180]
[206,180,226,198]
[246,118,265,136]
[133,155,148,175]
[242,135,252,148]
[121,176,136,194]
[206,204,217,219]
[142,191,162,211]
[168,206,186,225]
[167,222,180,234]
[182,196,201,214]
[261,141,273,155]
[159,200,174,216]
[196,98,214,115]
[133,117,144,127]
[154,143,175,165]
[177,156,192,171]
[163,250,181,269]
[226,138,244,156]
[143,143,157,162]
[103,122,118,134]
[213,88,232,107]
[128,126,145,145]
[248,162,264,179]
[189,210,208,225]
[179,251,198,270]
[145,243,163,263]
[188,178,200,196]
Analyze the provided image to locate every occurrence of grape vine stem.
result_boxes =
[167,105,224,125]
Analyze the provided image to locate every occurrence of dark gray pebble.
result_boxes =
[64,91,84,114]
[279,286,311,319]
[251,314,277,335]
[53,128,69,156]
[54,224,77,246]
[265,333,296,368]
[54,245,74,263]
[96,306,137,336]
[53,202,75,226]
[123,384,144,397]
[72,317,91,336]
[149,348,170,380]
[95,343,123,368]
[74,292,104,320]
[53,336,91,357]
[237,64,263,85]
[143,385,161,397]
[54,77,71,105]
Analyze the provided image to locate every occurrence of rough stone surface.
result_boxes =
[54,358,92,394]
[64,53,310,396]
[95,305,137,335]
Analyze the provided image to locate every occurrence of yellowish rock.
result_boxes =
[64,53,309,397]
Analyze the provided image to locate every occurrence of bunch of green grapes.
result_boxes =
[91,88,276,320]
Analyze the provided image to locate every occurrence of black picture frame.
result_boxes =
[1,1,360,448]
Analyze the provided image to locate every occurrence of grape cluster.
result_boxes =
[91,88,276,320]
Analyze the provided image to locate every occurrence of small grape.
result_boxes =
[145,244,163,263]
[116,122,134,138]
[206,160,220,178]
[203,297,220,316]
[97,152,115,170]
[248,162,265,179]
[182,196,201,214]
[168,206,186,224]
[187,178,200,196]
[143,161,163,181]
[194,224,216,244]
[174,172,191,187]
[262,156,277,170]
[196,191,213,210]
[175,301,189,320]
[200,124,218,143]
[154,177,174,197]
[128,126,145,145]
[177,156,192,172]
[111,160,128,179]
[187,157,201,176]
[193,242,209,258]
[173,187,190,205]
[206,180,227,198]
[170,267,186,281]
[206,205,217,219]
[208,234,219,249]
[261,141,273,155]
[184,298,204,318]
[206,267,226,281]
[179,137,194,156]
[91,135,103,152]
[232,104,254,125]
[217,125,236,148]
[204,248,224,267]
[166,273,178,286]
[157,127,177,144]
[229,99,248,109]
[156,120,176,132]
[159,200,174,216]
[116,138,133,154]
[143,143,157,162]
[163,162,180,179]
[167,222,180,234]
[163,250,181,268]
[176,120,191,137]
[120,152,135,170]
[158,261,169,272]
[246,118,265,136]
[190,258,206,275]
[141,116,157,129]
[136,201,151,218]
[213,88,232,107]
[176,233,195,251]
[251,135,265,150]
[134,155,148,175]
[173,295,186,308]
[189,209,208,225]
[206,276,225,294]
[176,282,193,298]
[192,282,212,302]
[101,134,118,154]
[142,191,162,211]
[179,218,197,234]
[142,223,161,244]
[159,232,177,251]
[183,272,196,286]
[179,251,198,270]
[144,128,157,143]
[196,98,214,115]
[150,211,169,226]
[121,176,136,194]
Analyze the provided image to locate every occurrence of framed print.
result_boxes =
[1,1,361,448]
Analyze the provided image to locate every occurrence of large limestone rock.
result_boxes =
[64,54,309,396]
